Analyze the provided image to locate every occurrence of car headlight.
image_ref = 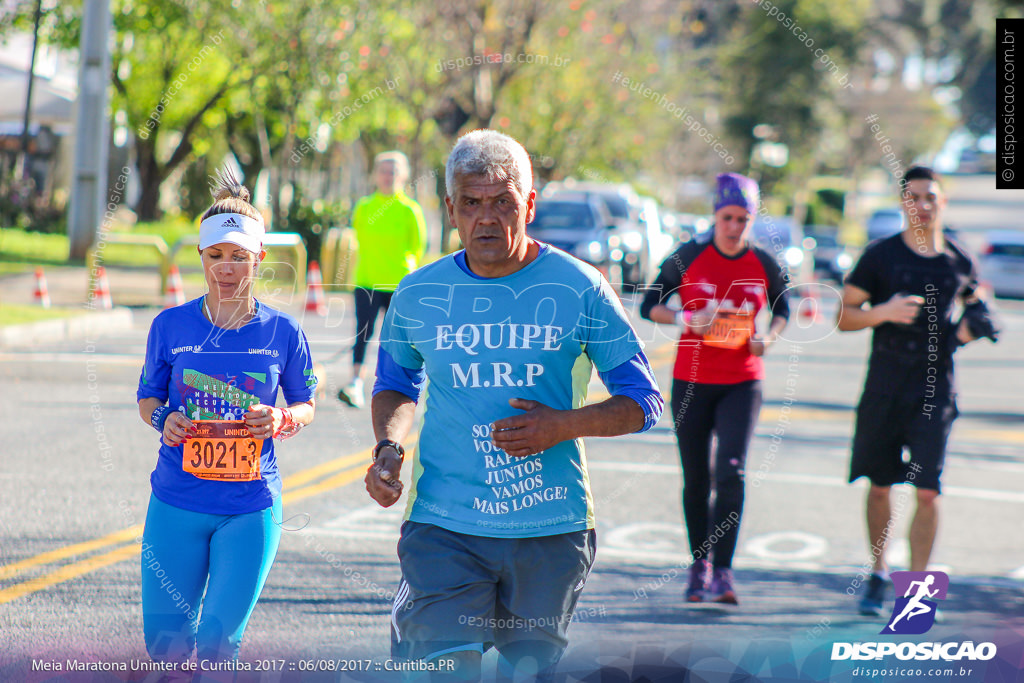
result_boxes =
[576,240,606,261]
[784,246,804,267]
[622,231,644,251]
[834,253,853,271]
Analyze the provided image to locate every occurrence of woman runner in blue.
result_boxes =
[136,169,316,674]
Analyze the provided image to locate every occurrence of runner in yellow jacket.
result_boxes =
[338,151,426,408]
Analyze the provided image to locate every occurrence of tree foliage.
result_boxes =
[7,0,1005,232]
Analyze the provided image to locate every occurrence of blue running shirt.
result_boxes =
[137,298,316,515]
[379,247,645,537]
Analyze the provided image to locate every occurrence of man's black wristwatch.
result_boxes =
[372,439,405,462]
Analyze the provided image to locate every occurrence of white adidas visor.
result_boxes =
[198,213,265,254]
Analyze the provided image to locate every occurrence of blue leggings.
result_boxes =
[141,494,282,667]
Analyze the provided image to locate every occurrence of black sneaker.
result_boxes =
[858,572,888,616]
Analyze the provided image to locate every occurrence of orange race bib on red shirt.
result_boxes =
[703,309,755,349]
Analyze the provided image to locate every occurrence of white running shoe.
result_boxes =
[337,378,365,408]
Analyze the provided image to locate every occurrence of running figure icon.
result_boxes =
[887,575,938,631]
[881,571,949,635]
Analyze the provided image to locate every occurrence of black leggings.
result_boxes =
[670,379,762,569]
[353,287,393,366]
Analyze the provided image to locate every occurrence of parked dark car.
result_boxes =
[542,181,648,286]
[528,196,618,279]
[804,226,855,283]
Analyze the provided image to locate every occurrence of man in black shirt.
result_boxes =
[837,166,986,617]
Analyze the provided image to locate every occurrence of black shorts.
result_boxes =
[849,391,958,492]
[391,521,596,665]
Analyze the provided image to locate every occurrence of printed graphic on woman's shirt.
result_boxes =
[180,368,262,420]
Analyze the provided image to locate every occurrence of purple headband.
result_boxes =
[714,172,759,214]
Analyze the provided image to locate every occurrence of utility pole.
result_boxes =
[68,0,111,261]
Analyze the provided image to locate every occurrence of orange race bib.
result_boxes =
[183,420,263,481]
[703,310,755,349]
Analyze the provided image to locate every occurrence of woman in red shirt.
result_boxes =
[640,173,790,604]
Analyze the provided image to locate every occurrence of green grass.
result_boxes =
[1,219,203,271]
[132,217,200,244]
[2,220,308,267]
[0,228,69,269]
[1,222,309,303]
[0,303,76,326]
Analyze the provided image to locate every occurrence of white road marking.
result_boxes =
[743,531,828,562]
[586,461,1024,503]
[313,504,403,541]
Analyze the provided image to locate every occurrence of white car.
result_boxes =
[981,231,1024,299]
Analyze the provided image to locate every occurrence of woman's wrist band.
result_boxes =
[150,406,172,432]
[273,407,302,439]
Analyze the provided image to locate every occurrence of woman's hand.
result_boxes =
[163,411,196,447]
[244,404,282,440]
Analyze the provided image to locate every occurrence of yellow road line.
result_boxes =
[0,437,419,596]
[283,436,419,504]
[0,460,373,604]
[282,436,419,490]
[282,450,370,489]
[284,465,369,505]
[0,524,143,582]
[0,543,142,605]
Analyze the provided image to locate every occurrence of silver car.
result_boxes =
[981,231,1024,299]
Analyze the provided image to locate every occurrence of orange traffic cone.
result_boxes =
[165,264,185,308]
[305,261,326,315]
[33,267,51,308]
[91,266,112,310]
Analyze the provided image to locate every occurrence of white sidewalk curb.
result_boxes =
[0,308,134,348]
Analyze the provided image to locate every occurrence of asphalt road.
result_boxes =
[1,286,1023,682]
[2,174,1023,681]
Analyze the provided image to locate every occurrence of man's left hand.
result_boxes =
[491,398,569,458]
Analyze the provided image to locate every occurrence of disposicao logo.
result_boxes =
[882,571,948,635]
[831,571,997,663]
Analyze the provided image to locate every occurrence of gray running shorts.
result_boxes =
[390,521,597,667]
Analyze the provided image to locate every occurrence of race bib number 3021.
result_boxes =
[183,420,263,481]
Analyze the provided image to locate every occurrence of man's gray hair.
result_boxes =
[445,129,533,199]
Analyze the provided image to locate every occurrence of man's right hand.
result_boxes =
[879,293,924,325]
[365,449,404,507]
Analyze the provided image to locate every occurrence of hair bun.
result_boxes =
[211,167,251,204]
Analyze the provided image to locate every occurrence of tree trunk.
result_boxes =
[134,138,164,222]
